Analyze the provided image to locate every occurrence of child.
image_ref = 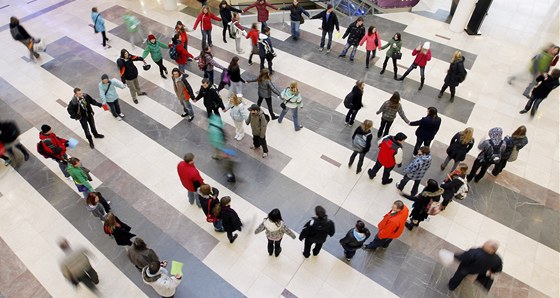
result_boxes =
[224,94,249,140]
[230,13,246,54]
[246,23,259,65]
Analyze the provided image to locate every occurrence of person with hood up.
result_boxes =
[279,0,310,40]
[38,125,70,178]
[491,125,528,176]
[91,7,110,49]
[299,205,335,258]
[142,261,182,298]
[398,42,432,90]
[219,0,242,43]
[116,49,148,104]
[195,78,226,117]
[198,184,224,232]
[9,16,41,61]
[246,104,269,157]
[438,51,467,102]
[311,4,339,53]
[215,196,243,243]
[142,34,169,79]
[128,238,161,271]
[255,208,296,257]
[99,74,126,120]
[193,5,222,49]
[338,17,365,62]
[396,146,432,197]
[85,192,111,221]
[364,200,409,250]
[405,179,443,230]
[467,127,506,183]
[67,87,104,149]
[242,0,278,32]
[177,153,205,207]
[339,220,370,261]
[359,26,382,69]
[367,132,407,185]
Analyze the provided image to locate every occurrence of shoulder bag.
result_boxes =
[280,88,297,109]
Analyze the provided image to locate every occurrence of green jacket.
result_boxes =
[67,164,94,191]
[142,40,168,62]
[124,15,140,33]
[381,38,402,58]
[529,50,554,74]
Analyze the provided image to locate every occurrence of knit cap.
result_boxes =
[41,124,51,133]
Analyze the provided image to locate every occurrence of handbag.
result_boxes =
[392,51,402,60]
[508,147,519,162]
[280,88,297,109]
[93,15,100,33]
[221,70,230,85]
[298,14,305,24]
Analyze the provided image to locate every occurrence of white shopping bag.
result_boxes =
[439,249,455,267]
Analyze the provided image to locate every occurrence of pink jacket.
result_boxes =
[359,32,382,51]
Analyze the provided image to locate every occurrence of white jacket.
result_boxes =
[142,267,181,297]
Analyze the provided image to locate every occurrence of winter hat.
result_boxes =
[248,104,260,111]
[423,42,430,50]
[394,132,407,142]
[487,127,503,145]
[101,74,109,80]
[41,124,51,133]
[236,93,243,99]
[147,34,156,41]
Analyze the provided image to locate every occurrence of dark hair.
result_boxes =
[368,26,375,35]
[58,238,70,251]
[68,157,80,166]
[171,67,181,76]
[183,153,194,163]
[263,27,271,34]
[356,17,364,23]
[550,68,560,79]
[214,196,230,217]
[133,238,148,250]
[315,205,326,219]
[148,261,160,274]
[327,4,333,9]
[419,146,430,155]
[228,57,240,73]
[120,49,129,58]
[172,33,180,44]
[251,23,258,30]
[512,125,527,138]
[394,32,401,41]
[220,196,232,206]
[393,200,404,211]
[92,7,98,12]
[86,192,99,205]
[389,91,400,107]
[427,107,438,118]
[424,179,440,193]
[10,17,19,26]
[201,78,210,85]
[355,220,366,233]
[394,132,407,142]
[257,68,271,83]
[73,87,81,94]
[268,208,283,223]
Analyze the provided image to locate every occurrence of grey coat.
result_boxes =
[246,111,268,138]
[248,79,281,98]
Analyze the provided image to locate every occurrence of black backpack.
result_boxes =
[169,44,179,60]
[10,26,22,40]
[485,140,503,164]
[343,91,353,109]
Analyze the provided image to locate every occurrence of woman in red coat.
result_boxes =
[193,5,221,49]
[170,34,194,74]
[398,41,432,90]
[242,0,278,32]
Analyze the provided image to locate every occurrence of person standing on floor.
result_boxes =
[344,80,365,126]
[278,82,304,131]
[255,208,296,257]
[104,212,136,246]
[467,127,506,183]
[441,127,475,171]
[91,7,110,49]
[142,34,169,79]
[59,238,99,293]
[398,42,432,90]
[367,132,407,185]
[440,162,469,210]
[448,240,503,291]
[280,0,310,40]
[193,5,222,49]
[348,120,373,174]
[38,125,70,178]
[339,220,370,261]
[409,107,441,155]
[85,192,111,221]
[246,23,260,65]
[67,88,104,149]
[229,13,246,54]
[219,0,242,43]
[519,68,560,116]
[246,104,270,157]
[247,68,281,119]
[339,17,365,62]
[258,27,276,74]
[124,13,143,48]
[364,200,409,250]
[359,26,382,69]
[198,46,226,85]
[0,121,29,165]
[99,74,126,120]
[227,57,246,96]
[67,157,94,199]
[198,184,224,232]
[491,126,528,176]
[128,238,162,271]
[225,94,249,141]
[9,16,41,61]
[143,261,182,298]
[195,78,225,117]
[215,196,243,243]
[438,51,467,102]
[375,91,409,138]
[299,205,335,258]
[170,34,194,74]
[379,32,402,80]
[242,0,278,32]
[311,4,339,53]
[175,21,190,50]
[177,153,205,207]
[405,179,443,230]
[171,68,196,121]
[396,146,432,197]
[117,49,148,104]
[509,44,559,98]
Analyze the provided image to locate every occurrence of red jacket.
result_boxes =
[377,205,409,240]
[174,41,194,64]
[377,136,402,168]
[38,132,67,160]
[246,28,259,45]
[359,32,382,51]
[193,12,221,31]
[177,161,204,192]
[175,26,189,45]
[243,1,278,22]
[412,48,432,67]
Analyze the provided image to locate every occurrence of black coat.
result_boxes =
[199,187,220,216]
[446,132,474,161]
[105,216,135,246]
[352,126,373,153]
[220,205,242,232]
[410,116,441,141]
[0,121,20,144]
[311,10,339,32]
[342,21,365,46]
[410,188,443,222]
[219,5,242,24]
[350,85,363,111]
[444,57,467,87]
[299,216,335,244]
[195,86,225,110]
[441,176,464,200]
[67,94,102,120]
[531,75,559,99]
[117,55,144,82]
[455,248,503,275]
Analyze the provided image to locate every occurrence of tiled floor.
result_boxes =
[0,0,558,297]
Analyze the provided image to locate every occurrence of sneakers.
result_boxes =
[116,116,123,121]
[119,113,125,118]
[262,153,268,158]
[381,178,393,185]
[133,98,138,104]
[318,47,323,52]
[181,112,188,117]
[187,115,194,122]
[326,49,330,53]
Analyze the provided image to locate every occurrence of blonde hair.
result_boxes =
[356,80,365,91]
[451,51,462,63]
[457,163,469,176]
[289,81,299,93]
[459,127,474,145]
[201,5,209,13]
[230,94,242,106]
[362,120,373,131]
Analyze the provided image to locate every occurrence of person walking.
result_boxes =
[467,127,506,183]
[440,163,469,210]
[375,91,409,138]
[441,128,474,171]
[85,192,111,221]
[104,212,136,246]
[171,68,196,121]
[226,57,246,96]
[99,74,126,120]
[208,114,225,159]
[398,42,432,90]
[58,239,99,292]
[177,153,205,207]
[491,126,528,176]
[193,5,222,49]
[438,51,467,102]
[409,107,441,155]
[225,94,249,140]
[142,261,182,298]
[128,238,161,271]
[219,0,242,43]
[246,23,260,65]
[448,240,503,291]
[255,208,296,257]
[117,49,148,104]
[67,157,94,199]
[299,205,335,258]
[215,196,243,243]
[142,34,169,79]
[91,7,110,49]
[123,13,143,48]
[258,27,276,74]
[359,26,382,69]
[195,78,225,117]
[338,17,365,62]
[280,0,310,40]
[170,34,194,75]
[344,80,365,125]
[247,68,281,119]
[405,179,443,230]
[367,132,407,184]
[242,0,278,32]
[348,120,373,174]
[311,4,339,53]
[67,87,104,149]
[339,220,370,261]
[396,146,432,197]
[198,184,224,232]
[379,32,402,80]
[364,200,409,250]
[38,125,70,178]
[509,44,559,98]
[9,16,41,61]
[197,46,226,85]
[278,82,304,131]
[246,104,270,157]
[519,68,560,116]
[0,121,29,165]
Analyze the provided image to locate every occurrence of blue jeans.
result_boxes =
[180,100,194,117]
[320,30,334,49]
[260,21,268,32]
[278,107,300,129]
[213,219,223,231]
[290,21,300,39]
[341,43,358,59]
[200,29,212,49]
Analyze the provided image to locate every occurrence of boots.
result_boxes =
[405,221,414,231]
[87,136,94,149]
[393,67,398,80]
[418,78,425,90]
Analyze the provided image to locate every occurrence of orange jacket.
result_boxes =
[377,205,409,239]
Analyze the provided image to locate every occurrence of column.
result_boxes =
[449,0,477,33]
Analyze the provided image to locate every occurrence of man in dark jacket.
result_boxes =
[520,68,560,116]
[299,205,335,258]
[339,17,365,61]
[311,4,339,53]
[195,78,225,117]
[280,0,310,40]
[117,49,148,104]
[68,88,104,149]
[448,240,503,291]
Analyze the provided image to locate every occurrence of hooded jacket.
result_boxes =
[38,131,68,160]
[377,205,409,240]
[299,216,335,244]
[403,154,432,180]
[142,39,168,62]
[177,161,204,192]
[242,1,278,22]
[410,186,444,221]
[258,33,274,57]
[477,127,506,162]
[193,11,221,31]
[142,267,181,297]
[339,227,370,249]
[117,51,144,82]
[246,110,268,137]
[376,135,403,168]
[342,21,365,46]
[352,125,373,153]
[254,218,296,241]
[444,56,467,87]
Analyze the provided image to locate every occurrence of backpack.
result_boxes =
[10,26,22,40]
[343,91,353,109]
[198,55,207,71]
[485,140,503,164]
[228,21,240,39]
[262,113,270,122]
[169,44,179,60]
[453,177,469,200]
[427,200,442,215]
[36,140,60,160]
[352,133,371,151]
